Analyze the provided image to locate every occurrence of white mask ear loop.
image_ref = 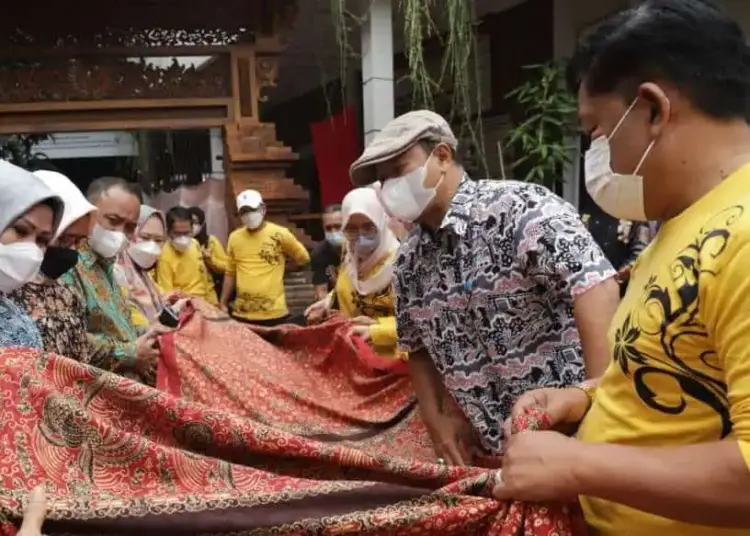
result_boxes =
[633,138,657,175]
[609,98,640,140]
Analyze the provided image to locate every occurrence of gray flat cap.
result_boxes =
[349,110,458,187]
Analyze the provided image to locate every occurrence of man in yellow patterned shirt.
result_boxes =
[220,189,310,326]
[493,1,750,534]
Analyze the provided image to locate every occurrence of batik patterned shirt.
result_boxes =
[394,177,616,453]
[59,241,141,372]
[9,280,89,361]
[0,296,43,349]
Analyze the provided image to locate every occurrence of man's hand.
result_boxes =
[425,410,479,466]
[502,387,590,439]
[493,431,584,502]
[18,485,46,536]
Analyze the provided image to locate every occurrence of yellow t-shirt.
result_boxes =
[205,235,228,274]
[578,163,750,536]
[334,251,404,360]
[156,239,218,305]
[227,222,310,321]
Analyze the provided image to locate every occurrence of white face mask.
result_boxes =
[325,231,344,247]
[171,236,192,252]
[584,98,656,222]
[128,240,162,270]
[380,155,443,222]
[242,212,263,230]
[90,224,126,259]
[0,242,44,294]
[192,223,203,237]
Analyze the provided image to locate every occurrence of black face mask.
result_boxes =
[40,247,80,280]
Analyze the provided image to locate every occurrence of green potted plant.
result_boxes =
[505,60,578,190]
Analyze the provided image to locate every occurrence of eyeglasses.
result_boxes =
[343,223,378,240]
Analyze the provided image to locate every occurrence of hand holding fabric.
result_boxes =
[345,324,371,349]
[350,316,376,326]
[493,430,584,503]
[304,296,331,325]
[502,387,590,439]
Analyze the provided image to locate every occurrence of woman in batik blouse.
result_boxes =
[10,170,96,361]
[0,162,65,349]
[305,187,403,360]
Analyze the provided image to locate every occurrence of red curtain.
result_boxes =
[311,105,361,207]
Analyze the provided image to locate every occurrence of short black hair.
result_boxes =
[165,206,193,231]
[567,0,750,120]
[323,204,342,214]
[87,176,143,204]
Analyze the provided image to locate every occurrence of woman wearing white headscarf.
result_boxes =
[9,169,96,360]
[0,161,64,349]
[305,187,403,359]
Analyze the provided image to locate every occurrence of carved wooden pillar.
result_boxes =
[224,35,310,246]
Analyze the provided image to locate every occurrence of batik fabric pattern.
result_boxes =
[59,241,141,372]
[8,281,88,362]
[395,176,616,454]
[0,296,42,350]
[158,300,427,459]
[0,341,584,535]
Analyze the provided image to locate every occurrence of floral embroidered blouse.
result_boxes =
[0,296,43,349]
[9,280,89,362]
[59,241,141,372]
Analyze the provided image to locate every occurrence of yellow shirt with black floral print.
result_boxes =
[578,163,750,536]
[227,222,310,321]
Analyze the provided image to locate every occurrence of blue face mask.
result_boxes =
[354,234,379,257]
[325,231,344,246]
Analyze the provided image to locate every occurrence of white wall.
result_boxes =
[36,132,137,160]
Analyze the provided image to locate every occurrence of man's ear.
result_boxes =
[638,82,671,138]
[434,143,454,166]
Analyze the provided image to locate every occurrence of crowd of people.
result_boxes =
[2,0,750,533]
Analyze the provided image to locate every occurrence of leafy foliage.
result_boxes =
[0,134,51,168]
[328,0,488,175]
[505,61,578,188]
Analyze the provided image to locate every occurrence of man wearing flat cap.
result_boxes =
[350,110,620,464]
